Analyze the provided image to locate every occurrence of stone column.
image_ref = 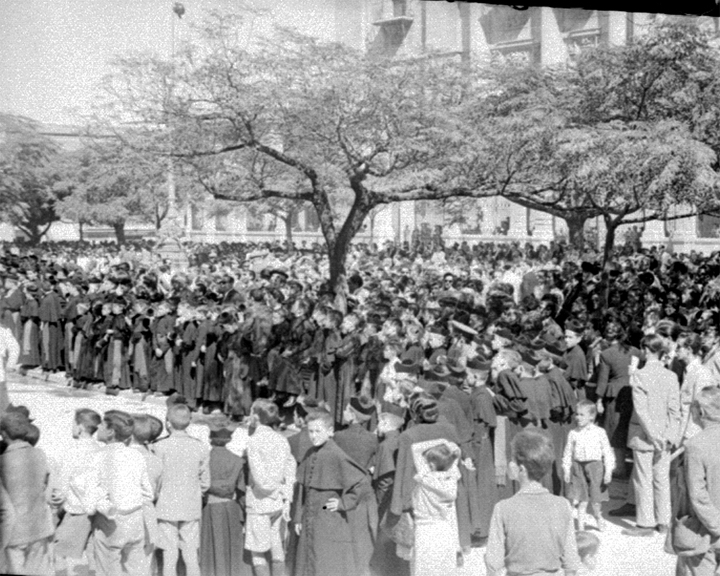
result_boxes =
[539,6,568,65]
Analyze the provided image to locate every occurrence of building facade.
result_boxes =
[3,0,719,249]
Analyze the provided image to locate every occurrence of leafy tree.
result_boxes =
[99,11,560,285]
[0,114,67,244]
[493,21,720,259]
[503,121,719,261]
[55,135,170,244]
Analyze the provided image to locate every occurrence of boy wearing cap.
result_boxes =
[153,404,210,576]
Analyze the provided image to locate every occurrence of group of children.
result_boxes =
[0,386,608,576]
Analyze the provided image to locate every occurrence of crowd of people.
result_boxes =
[2,236,720,576]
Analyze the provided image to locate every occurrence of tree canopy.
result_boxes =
[490,21,720,260]
[55,135,170,244]
[99,11,562,283]
[0,114,68,244]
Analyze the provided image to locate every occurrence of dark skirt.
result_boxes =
[270,357,303,396]
[200,501,251,576]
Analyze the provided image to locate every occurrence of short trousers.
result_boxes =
[156,519,199,552]
[245,511,283,553]
[568,460,608,504]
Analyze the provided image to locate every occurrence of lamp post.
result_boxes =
[158,2,189,269]
[163,2,185,238]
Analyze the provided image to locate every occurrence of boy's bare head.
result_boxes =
[423,443,458,472]
[511,430,555,482]
[133,413,164,444]
[167,404,191,431]
[694,387,720,423]
[307,411,334,447]
[75,408,102,437]
[102,410,135,444]
[251,399,280,427]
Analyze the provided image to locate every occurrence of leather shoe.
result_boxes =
[609,503,636,517]
[622,526,655,537]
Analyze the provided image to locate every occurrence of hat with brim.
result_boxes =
[494,327,514,341]
[349,395,376,419]
[449,320,478,338]
[395,359,420,375]
[424,365,451,382]
[565,319,585,334]
[466,358,491,372]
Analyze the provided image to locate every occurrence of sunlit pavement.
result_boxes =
[8,371,676,576]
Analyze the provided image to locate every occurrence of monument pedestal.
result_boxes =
[158,237,189,270]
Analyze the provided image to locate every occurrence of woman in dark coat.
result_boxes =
[18,285,41,370]
[200,426,250,576]
[595,321,641,476]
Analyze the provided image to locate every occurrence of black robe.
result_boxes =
[294,439,368,576]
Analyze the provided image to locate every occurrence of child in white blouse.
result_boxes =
[410,438,462,576]
[562,400,615,531]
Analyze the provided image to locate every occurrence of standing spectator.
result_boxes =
[153,403,210,576]
[595,321,641,479]
[485,430,580,576]
[0,321,19,414]
[51,409,102,570]
[293,411,367,576]
[623,334,681,537]
[200,426,248,576]
[564,319,588,400]
[562,400,615,531]
[410,438,462,576]
[676,332,717,443]
[244,399,296,576]
[0,411,55,576]
[88,410,154,576]
[682,387,720,575]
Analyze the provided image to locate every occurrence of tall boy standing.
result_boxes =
[153,403,210,576]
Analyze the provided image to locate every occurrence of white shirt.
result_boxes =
[0,326,19,382]
[84,443,153,516]
[562,424,615,476]
[246,425,295,514]
[50,438,102,515]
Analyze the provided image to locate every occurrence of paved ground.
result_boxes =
[8,371,678,576]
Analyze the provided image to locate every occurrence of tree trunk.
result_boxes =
[20,223,49,245]
[602,219,618,266]
[78,221,84,242]
[565,215,587,248]
[113,221,126,245]
[328,240,349,288]
[284,214,293,250]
